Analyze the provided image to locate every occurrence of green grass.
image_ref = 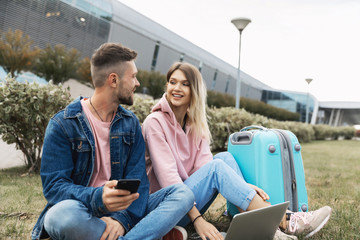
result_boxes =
[300,140,360,239]
[0,166,46,239]
[1,140,360,239]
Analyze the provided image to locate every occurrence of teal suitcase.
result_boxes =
[227,126,308,216]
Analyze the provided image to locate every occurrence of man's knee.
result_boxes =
[44,200,84,233]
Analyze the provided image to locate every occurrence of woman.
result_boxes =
[142,62,331,240]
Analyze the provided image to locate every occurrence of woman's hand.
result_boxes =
[193,217,224,240]
[248,183,269,201]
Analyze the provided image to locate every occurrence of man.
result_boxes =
[32,43,194,240]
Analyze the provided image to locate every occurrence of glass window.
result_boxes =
[151,43,160,71]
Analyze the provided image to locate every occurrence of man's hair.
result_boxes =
[91,42,137,88]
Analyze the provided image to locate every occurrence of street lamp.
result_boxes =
[231,17,251,109]
[305,78,313,123]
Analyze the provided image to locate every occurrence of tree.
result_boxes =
[34,44,80,84]
[0,76,72,173]
[0,28,40,78]
[76,57,93,88]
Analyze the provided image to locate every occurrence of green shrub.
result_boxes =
[136,70,166,99]
[313,125,355,140]
[206,90,300,122]
[240,97,300,121]
[207,91,235,108]
[0,76,72,173]
[313,124,330,140]
[127,96,156,124]
[336,126,355,140]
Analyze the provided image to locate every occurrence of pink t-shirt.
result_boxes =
[81,99,113,187]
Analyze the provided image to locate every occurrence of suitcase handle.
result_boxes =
[230,132,253,144]
[240,125,267,132]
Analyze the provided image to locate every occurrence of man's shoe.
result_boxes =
[273,229,298,240]
[286,206,332,238]
[162,226,188,240]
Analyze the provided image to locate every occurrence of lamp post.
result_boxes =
[231,17,251,109]
[305,78,313,123]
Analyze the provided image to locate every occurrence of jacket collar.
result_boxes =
[64,96,133,119]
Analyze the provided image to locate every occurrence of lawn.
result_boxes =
[1,140,359,239]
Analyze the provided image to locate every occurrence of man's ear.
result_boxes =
[108,73,117,87]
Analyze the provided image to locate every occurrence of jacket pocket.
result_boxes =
[120,134,133,161]
[71,139,91,183]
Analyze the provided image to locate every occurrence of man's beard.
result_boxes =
[118,93,134,105]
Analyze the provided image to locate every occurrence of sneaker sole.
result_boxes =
[304,211,331,238]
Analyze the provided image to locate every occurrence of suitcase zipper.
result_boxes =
[273,130,299,212]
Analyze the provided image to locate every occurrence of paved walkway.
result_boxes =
[0,139,24,169]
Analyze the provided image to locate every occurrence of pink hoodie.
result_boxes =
[142,94,213,193]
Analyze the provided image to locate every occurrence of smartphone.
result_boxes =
[115,179,141,194]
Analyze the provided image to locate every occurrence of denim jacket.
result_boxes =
[32,97,149,240]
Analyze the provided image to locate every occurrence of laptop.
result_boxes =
[223,201,289,240]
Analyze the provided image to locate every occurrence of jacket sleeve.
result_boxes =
[40,117,108,217]
[143,117,184,188]
[107,118,149,232]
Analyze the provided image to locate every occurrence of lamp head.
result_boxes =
[231,18,251,31]
[305,78,313,84]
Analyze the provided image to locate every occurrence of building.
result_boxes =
[1,0,359,126]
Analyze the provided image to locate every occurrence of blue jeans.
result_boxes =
[178,152,256,226]
[44,184,194,240]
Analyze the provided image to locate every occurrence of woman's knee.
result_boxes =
[213,151,233,160]
[213,151,237,165]
[214,151,241,172]
[171,184,195,208]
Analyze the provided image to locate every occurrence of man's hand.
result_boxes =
[102,180,139,212]
[100,217,125,240]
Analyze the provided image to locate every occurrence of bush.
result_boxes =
[240,97,300,121]
[127,96,156,124]
[206,90,300,122]
[136,70,166,99]
[313,125,355,140]
[207,91,235,108]
[335,126,355,140]
[0,76,72,173]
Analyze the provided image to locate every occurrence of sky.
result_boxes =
[118,0,360,102]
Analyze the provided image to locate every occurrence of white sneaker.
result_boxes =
[286,206,332,238]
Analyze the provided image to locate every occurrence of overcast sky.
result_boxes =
[119,0,360,102]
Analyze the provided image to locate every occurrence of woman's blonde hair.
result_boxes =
[166,62,212,143]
